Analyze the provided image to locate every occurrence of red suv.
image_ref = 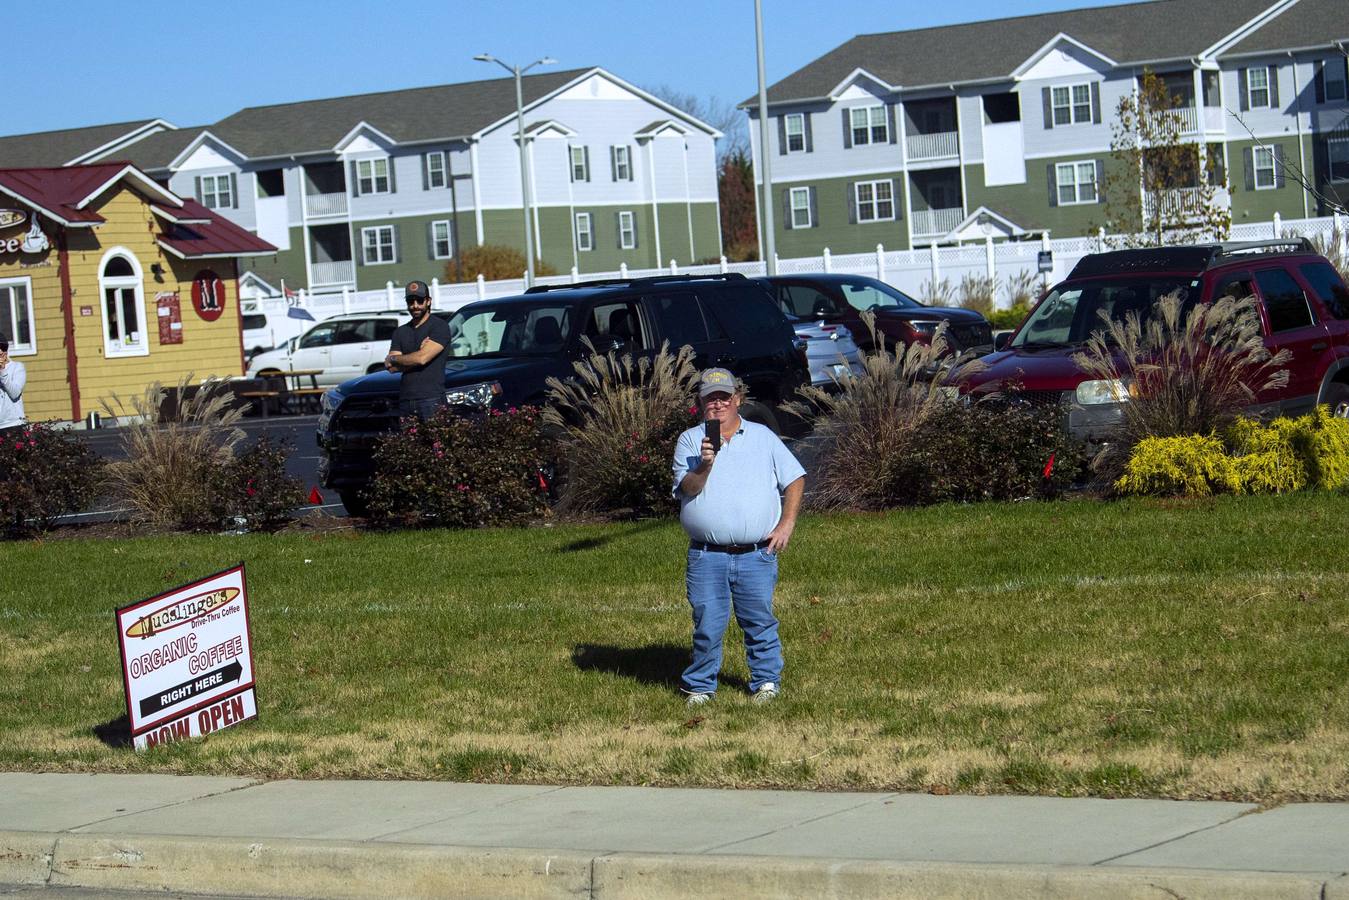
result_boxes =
[965,239,1349,443]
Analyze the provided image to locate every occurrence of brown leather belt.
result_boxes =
[689,540,771,554]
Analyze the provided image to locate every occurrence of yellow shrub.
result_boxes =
[1298,406,1349,489]
[1115,434,1240,497]
[1224,417,1306,494]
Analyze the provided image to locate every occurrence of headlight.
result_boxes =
[320,389,344,414]
[1075,379,1131,405]
[906,320,943,335]
[445,381,501,408]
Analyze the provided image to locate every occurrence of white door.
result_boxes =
[328,320,374,383]
[291,322,337,383]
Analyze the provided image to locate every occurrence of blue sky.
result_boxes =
[11,0,1134,137]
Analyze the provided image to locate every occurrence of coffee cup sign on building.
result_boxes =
[116,563,258,750]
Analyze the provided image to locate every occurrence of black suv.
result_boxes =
[316,273,809,513]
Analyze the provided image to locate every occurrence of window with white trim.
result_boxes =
[1326,60,1348,102]
[361,225,396,264]
[570,146,589,181]
[356,158,390,195]
[784,114,805,152]
[618,211,636,249]
[613,145,631,181]
[0,276,35,355]
[1328,139,1349,183]
[200,174,232,208]
[1055,161,1099,205]
[426,151,447,189]
[575,212,593,251]
[1051,83,1093,126]
[430,220,453,259]
[790,186,812,228]
[1253,146,1277,189]
[1247,67,1271,108]
[854,180,894,222]
[99,251,148,357]
[849,106,888,146]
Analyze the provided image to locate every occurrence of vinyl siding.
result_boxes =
[0,227,68,421]
[761,174,910,256]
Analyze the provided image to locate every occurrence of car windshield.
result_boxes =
[1011,276,1201,348]
[444,303,574,358]
[839,278,923,311]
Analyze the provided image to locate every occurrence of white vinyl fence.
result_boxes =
[244,212,1347,322]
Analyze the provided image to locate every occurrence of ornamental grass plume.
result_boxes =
[786,312,985,510]
[1072,291,1289,481]
[101,374,245,531]
[543,340,700,517]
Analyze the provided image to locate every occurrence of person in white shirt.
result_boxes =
[0,331,26,435]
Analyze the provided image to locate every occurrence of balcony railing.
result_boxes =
[311,260,355,287]
[1146,106,1224,135]
[912,207,965,237]
[1141,187,1230,224]
[305,192,349,218]
[906,131,959,161]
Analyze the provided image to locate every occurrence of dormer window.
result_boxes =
[356,158,391,195]
[1051,84,1092,126]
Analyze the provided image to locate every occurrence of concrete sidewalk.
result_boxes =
[1,773,1345,899]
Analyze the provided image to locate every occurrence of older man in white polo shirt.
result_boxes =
[671,368,805,706]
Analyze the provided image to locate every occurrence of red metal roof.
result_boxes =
[158,198,276,259]
[0,163,275,258]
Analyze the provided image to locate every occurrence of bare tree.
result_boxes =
[643,83,749,160]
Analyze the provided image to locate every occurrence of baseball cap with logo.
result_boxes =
[404,280,430,301]
[697,367,737,399]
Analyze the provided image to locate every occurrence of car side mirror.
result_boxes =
[288,336,299,352]
[994,332,1012,351]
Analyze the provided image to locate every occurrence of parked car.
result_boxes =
[316,273,810,514]
[963,238,1349,444]
[246,311,409,387]
[751,278,864,388]
[759,273,994,356]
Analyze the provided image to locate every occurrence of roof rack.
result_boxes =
[1215,237,1315,257]
[524,272,747,293]
[1069,237,1319,279]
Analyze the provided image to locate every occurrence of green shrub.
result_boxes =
[543,342,700,517]
[1116,434,1240,497]
[0,423,104,537]
[366,406,550,528]
[899,397,1085,504]
[988,304,1030,331]
[210,437,306,531]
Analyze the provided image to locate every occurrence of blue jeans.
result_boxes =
[399,396,446,423]
[682,547,783,694]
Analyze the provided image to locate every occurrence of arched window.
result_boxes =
[98,249,148,357]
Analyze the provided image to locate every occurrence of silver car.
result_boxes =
[790,316,864,388]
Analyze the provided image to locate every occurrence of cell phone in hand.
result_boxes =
[704,419,721,452]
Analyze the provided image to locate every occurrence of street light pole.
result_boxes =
[474,53,556,288]
[754,0,776,275]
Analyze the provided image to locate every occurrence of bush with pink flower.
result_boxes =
[364,405,551,528]
[0,423,104,537]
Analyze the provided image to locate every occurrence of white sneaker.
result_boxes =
[685,692,713,707]
[752,683,779,704]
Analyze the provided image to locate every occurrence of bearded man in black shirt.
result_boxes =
[385,280,452,422]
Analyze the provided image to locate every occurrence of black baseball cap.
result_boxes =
[405,280,430,301]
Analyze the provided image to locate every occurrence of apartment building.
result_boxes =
[0,68,722,292]
[744,0,1348,255]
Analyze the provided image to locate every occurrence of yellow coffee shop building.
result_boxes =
[0,163,274,421]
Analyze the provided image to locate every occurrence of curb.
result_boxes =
[2,830,1345,899]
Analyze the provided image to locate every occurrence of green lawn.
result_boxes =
[3,494,1347,800]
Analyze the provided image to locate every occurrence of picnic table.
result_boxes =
[237,370,325,417]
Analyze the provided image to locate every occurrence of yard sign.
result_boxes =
[115,563,258,750]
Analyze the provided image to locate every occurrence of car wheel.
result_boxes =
[740,400,781,435]
[337,489,370,518]
[1322,381,1349,418]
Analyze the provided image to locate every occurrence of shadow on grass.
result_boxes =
[93,714,131,749]
[571,642,747,691]
[557,517,668,553]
